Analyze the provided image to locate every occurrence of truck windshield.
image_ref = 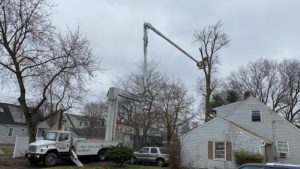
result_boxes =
[44,132,58,141]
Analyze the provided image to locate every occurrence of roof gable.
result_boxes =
[215,96,272,118]
[183,117,270,143]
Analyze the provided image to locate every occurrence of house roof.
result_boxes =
[65,113,89,121]
[0,102,49,128]
[213,101,243,116]
[0,102,27,126]
[222,118,272,143]
[183,117,272,144]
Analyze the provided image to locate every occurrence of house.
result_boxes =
[63,113,91,129]
[0,102,49,144]
[47,113,106,140]
[181,96,300,169]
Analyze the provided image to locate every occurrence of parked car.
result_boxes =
[238,163,300,169]
[130,147,169,167]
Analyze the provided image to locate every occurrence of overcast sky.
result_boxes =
[1,0,300,107]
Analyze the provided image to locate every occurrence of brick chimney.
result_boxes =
[244,91,252,100]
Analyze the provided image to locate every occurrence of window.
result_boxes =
[58,133,69,142]
[277,141,288,153]
[21,128,26,132]
[252,110,261,122]
[84,122,87,126]
[0,107,4,112]
[44,132,58,141]
[150,148,158,154]
[139,147,149,153]
[80,121,82,126]
[214,142,225,159]
[7,128,14,137]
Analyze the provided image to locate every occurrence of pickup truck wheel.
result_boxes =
[157,158,165,167]
[44,153,58,167]
[28,158,40,165]
[97,150,106,161]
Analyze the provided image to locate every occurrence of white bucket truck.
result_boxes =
[26,87,141,167]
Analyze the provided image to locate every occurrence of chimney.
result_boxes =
[244,91,251,100]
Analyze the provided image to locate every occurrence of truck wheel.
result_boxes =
[44,153,58,167]
[157,158,165,167]
[28,158,40,165]
[97,150,106,161]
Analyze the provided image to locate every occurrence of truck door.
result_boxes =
[56,133,70,153]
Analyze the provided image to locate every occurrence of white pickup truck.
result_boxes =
[26,130,118,167]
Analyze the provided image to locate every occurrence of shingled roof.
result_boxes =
[0,102,27,125]
[0,102,48,128]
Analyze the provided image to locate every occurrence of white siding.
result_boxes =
[223,97,274,141]
[181,118,262,169]
[272,119,300,164]
[0,125,28,144]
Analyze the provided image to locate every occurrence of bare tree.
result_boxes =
[194,21,230,122]
[83,96,107,127]
[158,77,194,145]
[277,59,300,123]
[228,58,283,110]
[227,58,300,124]
[117,62,164,147]
[0,0,99,142]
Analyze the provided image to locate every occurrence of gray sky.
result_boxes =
[1,0,300,106]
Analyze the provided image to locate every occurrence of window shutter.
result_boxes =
[226,142,232,161]
[208,141,213,159]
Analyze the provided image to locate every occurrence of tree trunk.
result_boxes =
[57,111,63,130]
[205,75,212,122]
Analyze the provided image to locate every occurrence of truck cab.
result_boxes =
[26,130,71,167]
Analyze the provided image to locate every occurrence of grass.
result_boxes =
[45,162,164,169]
[0,144,14,154]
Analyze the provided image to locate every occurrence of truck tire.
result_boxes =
[28,158,40,165]
[157,158,165,167]
[44,153,58,167]
[97,150,106,161]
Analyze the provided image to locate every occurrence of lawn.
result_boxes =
[0,144,14,154]
[45,162,164,169]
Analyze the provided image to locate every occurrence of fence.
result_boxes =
[13,136,42,158]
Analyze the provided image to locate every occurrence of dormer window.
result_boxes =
[252,110,261,122]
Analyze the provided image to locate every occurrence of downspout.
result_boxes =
[271,115,278,161]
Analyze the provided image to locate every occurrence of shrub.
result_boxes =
[107,144,134,166]
[235,150,264,165]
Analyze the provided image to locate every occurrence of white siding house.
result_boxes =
[181,96,300,169]
[0,103,49,144]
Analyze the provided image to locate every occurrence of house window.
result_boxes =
[7,128,14,137]
[80,121,82,126]
[252,110,261,122]
[84,122,87,126]
[277,141,289,153]
[21,128,26,132]
[214,142,225,159]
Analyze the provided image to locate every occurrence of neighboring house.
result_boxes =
[49,113,106,140]
[181,96,300,169]
[63,113,91,129]
[0,103,49,144]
